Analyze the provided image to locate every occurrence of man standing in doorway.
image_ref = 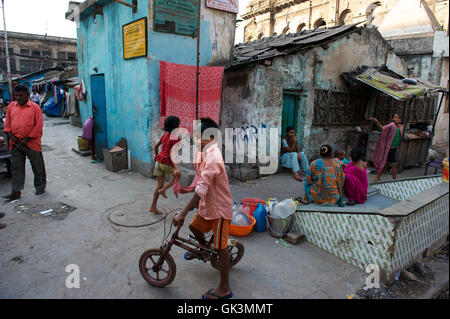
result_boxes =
[2,85,46,201]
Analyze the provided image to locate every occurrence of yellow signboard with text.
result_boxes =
[123,18,147,60]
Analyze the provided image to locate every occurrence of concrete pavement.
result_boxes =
[0,116,440,299]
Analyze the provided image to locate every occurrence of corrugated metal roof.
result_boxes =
[231,23,361,69]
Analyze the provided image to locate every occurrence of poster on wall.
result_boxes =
[154,0,199,36]
[122,17,148,60]
[205,0,238,13]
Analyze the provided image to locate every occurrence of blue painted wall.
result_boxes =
[76,0,233,175]
[78,1,153,173]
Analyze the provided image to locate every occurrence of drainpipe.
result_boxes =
[195,0,201,120]
[335,0,340,26]
[1,0,13,101]
[308,1,312,29]
[269,0,275,35]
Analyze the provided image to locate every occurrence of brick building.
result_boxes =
[0,31,77,79]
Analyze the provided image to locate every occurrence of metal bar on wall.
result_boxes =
[195,0,201,120]
[112,0,136,10]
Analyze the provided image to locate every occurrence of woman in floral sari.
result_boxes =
[301,145,345,206]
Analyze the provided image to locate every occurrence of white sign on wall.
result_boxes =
[206,0,239,14]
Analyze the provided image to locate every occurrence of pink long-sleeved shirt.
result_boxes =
[194,143,233,220]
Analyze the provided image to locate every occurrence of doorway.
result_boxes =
[90,74,108,160]
[282,93,299,139]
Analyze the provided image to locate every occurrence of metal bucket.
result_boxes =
[266,214,294,238]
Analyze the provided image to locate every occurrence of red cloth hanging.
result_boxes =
[159,60,224,135]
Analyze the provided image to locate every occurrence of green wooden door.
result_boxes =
[282,94,298,136]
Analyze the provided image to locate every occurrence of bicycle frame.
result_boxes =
[153,225,216,272]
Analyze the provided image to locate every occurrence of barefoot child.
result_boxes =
[172,117,234,299]
[149,116,181,214]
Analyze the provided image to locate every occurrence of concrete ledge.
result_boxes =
[380,183,449,217]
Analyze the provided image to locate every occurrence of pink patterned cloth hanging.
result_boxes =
[172,174,200,198]
[160,60,224,135]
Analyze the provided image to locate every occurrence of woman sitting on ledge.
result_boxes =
[280,126,309,181]
[301,144,345,206]
[344,147,368,205]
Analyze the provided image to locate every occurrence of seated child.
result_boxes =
[335,149,350,168]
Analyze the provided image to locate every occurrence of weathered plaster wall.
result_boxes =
[77,1,236,176]
[433,57,449,146]
[77,2,152,175]
[243,0,405,41]
[387,36,438,82]
[222,28,405,165]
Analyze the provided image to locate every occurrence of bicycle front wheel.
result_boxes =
[139,248,176,287]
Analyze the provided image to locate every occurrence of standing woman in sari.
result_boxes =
[301,145,345,206]
[344,147,368,205]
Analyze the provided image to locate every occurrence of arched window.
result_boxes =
[257,32,264,39]
[296,23,306,32]
[313,18,326,29]
[338,9,351,26]
[282,25,290,35]
[272,32,278,36]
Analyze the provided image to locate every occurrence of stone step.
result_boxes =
[232,166,260,182]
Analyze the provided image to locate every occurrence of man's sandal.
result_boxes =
[201,288,233,299]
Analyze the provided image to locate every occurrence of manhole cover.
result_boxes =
[107,202,167,227]
[14,202,77,220]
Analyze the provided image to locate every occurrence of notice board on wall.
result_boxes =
[205,0,239,13]
[154,0,199,36]
[122,17,148,60]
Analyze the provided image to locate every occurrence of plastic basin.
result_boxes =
[229,215,256,237]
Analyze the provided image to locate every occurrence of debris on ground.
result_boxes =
[14,202,77,220]
[10,256,25,264]
[356,238,449,299]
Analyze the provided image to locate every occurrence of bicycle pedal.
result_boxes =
[227,239,236,247]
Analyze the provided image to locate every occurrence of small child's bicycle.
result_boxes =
[139,216,245,287]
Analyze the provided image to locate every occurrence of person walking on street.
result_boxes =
[30,88,41,106]
[2,85,46,201]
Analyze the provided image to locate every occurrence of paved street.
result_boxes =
[0,116,440,299]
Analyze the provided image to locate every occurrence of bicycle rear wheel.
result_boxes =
[139,248,176,287]
[211,240,245,270]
